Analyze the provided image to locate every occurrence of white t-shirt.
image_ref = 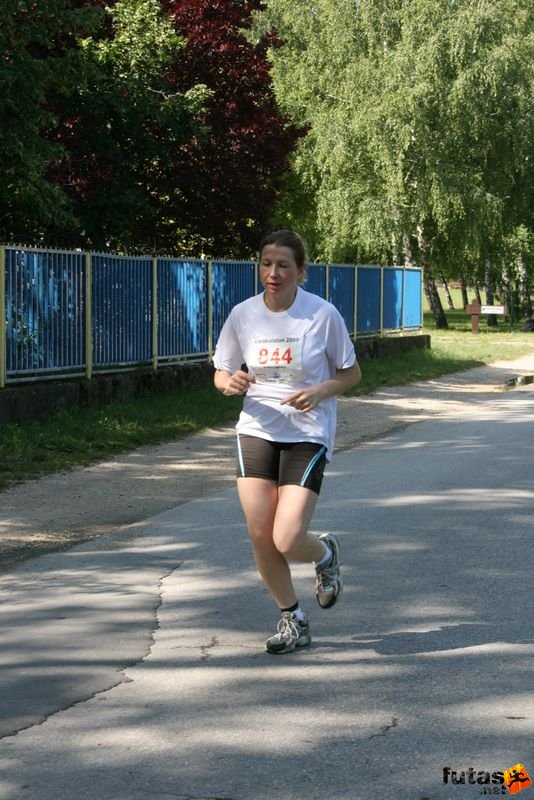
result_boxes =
[213,287,357,460]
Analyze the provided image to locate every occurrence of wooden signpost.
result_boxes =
[465,299,508,334]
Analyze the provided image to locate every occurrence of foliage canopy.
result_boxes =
[0,0,299,255]
[264,0,534,317]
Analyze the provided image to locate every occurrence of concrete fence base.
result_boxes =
[0,334,430,426]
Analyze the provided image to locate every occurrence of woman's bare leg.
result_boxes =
[237,478,326,608]
[272,484,325,562]
[237,477,296,608]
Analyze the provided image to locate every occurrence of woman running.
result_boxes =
[213,230,361,654]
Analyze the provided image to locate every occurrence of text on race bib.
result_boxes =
[248,336,304,384]
[257,346,293,366]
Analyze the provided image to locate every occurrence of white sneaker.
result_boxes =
[315,533,343,609]
[265,612,311,654]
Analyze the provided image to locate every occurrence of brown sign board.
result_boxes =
[465,299,508,333]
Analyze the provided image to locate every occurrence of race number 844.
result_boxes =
[257,347,293,366]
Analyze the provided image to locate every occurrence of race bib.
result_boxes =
[248,336,304,384]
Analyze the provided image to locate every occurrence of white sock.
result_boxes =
[281,603,306,622]
[314,541,332,568]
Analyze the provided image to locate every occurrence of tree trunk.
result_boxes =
[417,224,447,329]
[459,273,469,308]
[501,263,512,322]
[484,257,497,327]
[402,233,416,267]
[391,233,400,266]
[518,253,533,318]
[424,268,448,328]
[439,270,454,309]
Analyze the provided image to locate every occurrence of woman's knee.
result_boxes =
[247,523,277,552]
[273,527,305,558]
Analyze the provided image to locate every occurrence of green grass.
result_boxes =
[349,332,533,397]
[0,387,242,491]
[343,285,534,396]
[1,290,533,491]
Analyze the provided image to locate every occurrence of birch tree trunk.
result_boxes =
[402,233,416,267]
[391,233,401,266]
[459,274,469,308]
[417,225,447,328]
[439,270,454,309]
[484,258,497,327]
[501,264,512,321]
[518,254,533,318]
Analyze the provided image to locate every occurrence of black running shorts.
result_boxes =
[236,434,327,495]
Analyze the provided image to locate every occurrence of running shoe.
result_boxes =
[315,533,343,609]
[265,611,311,654]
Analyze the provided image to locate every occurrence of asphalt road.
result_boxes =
[1,382,533,800]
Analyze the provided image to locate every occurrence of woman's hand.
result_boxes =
[215,369,255,396]
[279,385,326,412]
[279,363,361,412]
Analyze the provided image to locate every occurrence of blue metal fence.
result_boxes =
[3,247,86,376]
[92,254,153,368]
[211,260,257,348]
[357,266,382,335]
[158,258,209,362]
[0,245,423,386]
[403,268,423,328]
[328,265,356,335]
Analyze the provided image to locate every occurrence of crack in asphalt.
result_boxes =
[369,716,400,739]
[0,677,128,741]
[200,635,220,661]
[145,562,184,659]
[141,791,237,800]
[0,562,183,740]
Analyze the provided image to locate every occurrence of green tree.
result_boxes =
[159,0,301,256]
[264,0,534,326]
[1,0,298,254]
[0,0,104,243]
[48,0,208,250]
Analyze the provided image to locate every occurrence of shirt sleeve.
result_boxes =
[325,306,357,370]
[213,311,244,374]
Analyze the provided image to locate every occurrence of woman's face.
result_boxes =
[259,244,305,309]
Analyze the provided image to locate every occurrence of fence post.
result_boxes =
[421,268,425,330]
[152,256,158,371]
[379,267,384,336]
[0,245,5,389]
[325,263,330,302]
[405,268,409,333]
[85,252,93,380]
[353,265,358,340]
[207,260,213,360]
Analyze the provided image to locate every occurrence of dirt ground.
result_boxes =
[1,351,533,572]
